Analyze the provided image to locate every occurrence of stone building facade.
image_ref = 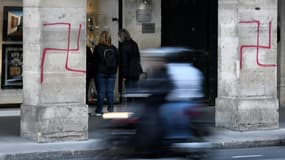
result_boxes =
[0,0,284,142]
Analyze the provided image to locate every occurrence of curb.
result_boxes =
[0,147,110,160]
[207,128,285,149]
[0,139,109,160]
[218,138,285,149]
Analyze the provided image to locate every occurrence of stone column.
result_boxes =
[278,0,285,107]
[21,0,88,142]
[216,0,279,131]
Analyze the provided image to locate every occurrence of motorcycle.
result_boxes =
[102,53,212,159]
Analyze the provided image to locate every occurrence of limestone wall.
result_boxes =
[216,0,279,130]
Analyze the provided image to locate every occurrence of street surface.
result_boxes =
[208,146,285,160]
[63,146,285,160]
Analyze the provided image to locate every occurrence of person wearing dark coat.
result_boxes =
[86,45,95,105]
[118,29,143,91]
[93,31,119,116]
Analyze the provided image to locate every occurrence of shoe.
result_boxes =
[89,112,102,117]
[108,107,114,112]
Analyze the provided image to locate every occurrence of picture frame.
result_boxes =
[1,44,23,89]
[2,6,23,41]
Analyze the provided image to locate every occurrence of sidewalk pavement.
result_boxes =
[0,107,285,160]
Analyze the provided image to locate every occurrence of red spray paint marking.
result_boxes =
[239,20,277,70]
[41,23,86,83]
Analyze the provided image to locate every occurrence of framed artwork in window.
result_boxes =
[2,6,23,41]
[1,44,23,89]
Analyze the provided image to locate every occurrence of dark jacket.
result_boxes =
[94,44,119,74]
[120,39,143,80]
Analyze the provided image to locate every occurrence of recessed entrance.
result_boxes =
[161,0,218,105]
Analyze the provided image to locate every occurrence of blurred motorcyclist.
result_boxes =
[132,48,205,149]
[104,48,207,157]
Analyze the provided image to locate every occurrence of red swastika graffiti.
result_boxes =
[239,20,277,70]
[41,23,86,83]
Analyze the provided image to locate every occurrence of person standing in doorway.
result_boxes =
[93,31,119,116]
[86,44,96,105]
[118,29,143,91]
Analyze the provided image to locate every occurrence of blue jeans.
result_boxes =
[95,73,116,113]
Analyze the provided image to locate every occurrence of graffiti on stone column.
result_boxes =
[41,23,86,83]
[239,20,277,70]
